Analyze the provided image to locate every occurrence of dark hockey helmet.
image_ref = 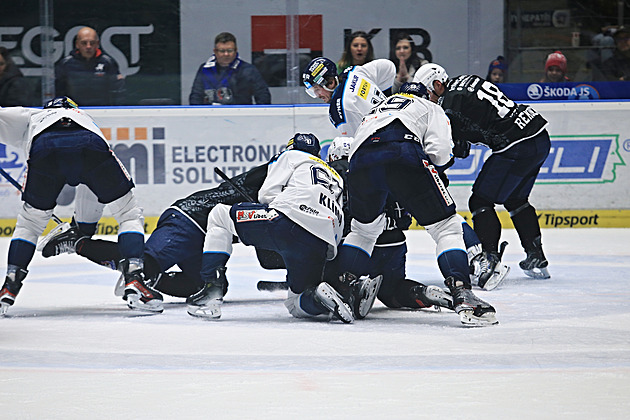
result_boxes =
[286,133,321,157]
[399,82,428,99]
[302,57,338,98]
[44,96,79,109]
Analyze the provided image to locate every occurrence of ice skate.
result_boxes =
[313,282,354,324]
[471,242,510,291]
[186,267,227,319]
[444,277,498,326]
[0,266,28,316]
[410,284,453,311]
[334,272,382,319]
[520,236,550,279]
[37,221,86,258]
[120,258,163,314]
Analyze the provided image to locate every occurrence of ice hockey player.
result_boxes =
[0,97,160,315]
[302,57,505,291]
[339,82,498,326]
[302,56,395,137]
[324,136,453,311]
[38,161,269,301]
[414,63,550,279]
[187,133,373,323]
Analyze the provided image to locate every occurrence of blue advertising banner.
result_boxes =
[447,135,626,185]
[497,81,630,101]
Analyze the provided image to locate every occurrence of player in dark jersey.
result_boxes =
[414,63,550,279]
[39,162,269,299]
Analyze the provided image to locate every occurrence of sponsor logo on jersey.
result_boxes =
[358,80,370,100]
[299,204,320,215]
[447,135,625,184]
[235,208,279,222]
[349,75,359,92]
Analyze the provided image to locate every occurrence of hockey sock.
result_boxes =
[471,206,501,252]
[200,252,229,284]
[154,272,203,298]
[7,239,36,269]
[77,238,121,269]
[297,287,328,316]
[508,202,542,251]
[77,221,98,237]
[437,249,470,287]
[336,244,371,277]
[117,231,144,260]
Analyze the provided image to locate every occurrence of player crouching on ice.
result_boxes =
[0,97,161,316]
[187,133,380,323]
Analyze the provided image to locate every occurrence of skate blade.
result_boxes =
[187,300,222,319]
[316,283,354,324]
[356,275,383,319]
[458,309,499,326]
[114,274,125,297]
[125,294,164,314]
[0,302,10,316]
[523,266,550,279]
[36,222,71,253]
[481,265,510,291]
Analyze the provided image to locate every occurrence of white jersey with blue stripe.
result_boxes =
[328,59,395,137]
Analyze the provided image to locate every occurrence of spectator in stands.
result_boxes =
[539,51,570,83]
[601,26,630,81]
[337,31,375,74]
[0,47,30,106]
[486,55,507,83]
[389,32,427,93]
[189,32,271,105]
[55,27,125,106]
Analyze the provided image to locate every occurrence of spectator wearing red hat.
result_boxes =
[486,55,507,83]
[540,51,570,83]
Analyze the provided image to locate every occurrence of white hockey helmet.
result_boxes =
[413,63,449,93]
[327,136,354,162]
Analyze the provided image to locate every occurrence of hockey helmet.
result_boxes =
[413,63,449,93]
[327,136,354,162]
[44,96,79,109]
[302,57,338,98]
[399,82,428,99]
[286,133,321,157]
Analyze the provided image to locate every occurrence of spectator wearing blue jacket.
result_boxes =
[189,32,271,105]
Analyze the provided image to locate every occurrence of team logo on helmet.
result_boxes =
[286,133,322,157]
[43,96,79,109]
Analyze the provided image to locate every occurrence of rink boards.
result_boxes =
[1,102,629,235]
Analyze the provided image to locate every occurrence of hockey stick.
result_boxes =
[214,167,256,202]
[257,280,289,292]
[0,166,64,225]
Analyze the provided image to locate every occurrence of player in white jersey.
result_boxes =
[303,58,500,292]
[302,56,395,136]
[343,83,498,326]
[0,97,161,315]
[185,134,355,323]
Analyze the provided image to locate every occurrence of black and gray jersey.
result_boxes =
[170,163,268,233]
[440,74,548,152]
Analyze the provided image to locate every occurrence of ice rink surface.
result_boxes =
[1,228,629,419]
